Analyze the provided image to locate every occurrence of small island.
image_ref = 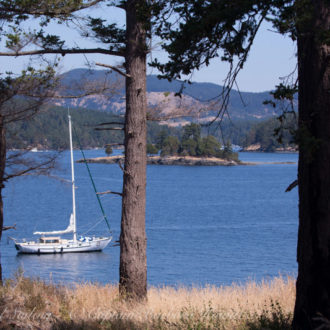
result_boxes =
[80,124,241,166]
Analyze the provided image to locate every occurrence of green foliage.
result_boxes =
[155,130,169,150]
[147,143,158,155]
[182,123,201,142]
[221,140,238,161]
[199,135,222,157]
[35,30,65,49]
[245,300,292,330]
[271,83,298,102]
[5,28,20,48]
[156,123,239,160]
[87,17,126,51]
[181,138,198,156]
[105,145,113,156]
[160,136,180,156]
[151,126,181,149]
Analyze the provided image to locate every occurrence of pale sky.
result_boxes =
[150,20,297,92]
[2,5,297,93]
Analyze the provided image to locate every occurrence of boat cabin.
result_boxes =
[39,237,61,244]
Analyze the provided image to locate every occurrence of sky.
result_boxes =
[151,21,297,93]
[2,5,297,93]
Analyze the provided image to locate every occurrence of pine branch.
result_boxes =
[3,0,104,17]
[0,48,124,57]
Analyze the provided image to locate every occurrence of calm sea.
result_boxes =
[1,150,298,286]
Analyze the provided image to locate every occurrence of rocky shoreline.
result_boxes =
[77,155,240,166]
[77,155,297,166]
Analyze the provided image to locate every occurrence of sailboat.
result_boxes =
[14,115,112,254]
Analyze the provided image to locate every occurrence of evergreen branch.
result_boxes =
[2,0,104,18]
[0,48,124,57]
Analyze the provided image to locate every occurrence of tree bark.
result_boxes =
[0,116,6,285]
[119,0,147,300]
[293,0,330,328]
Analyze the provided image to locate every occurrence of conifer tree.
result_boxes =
[0,0,149,299]
[152,1,330,326]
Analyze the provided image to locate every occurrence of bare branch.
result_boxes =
[105,143,124,147]
[96,62,131,78]
[94,122,125,127]
[286,179,298,192]
[95,127,124,131]
[3,224,16,231]
[118,159,124,172]
[52,89,115,99]
[96,190,123,196]
[4,153,58,182]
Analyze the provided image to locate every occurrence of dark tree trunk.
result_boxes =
[0,116,6,285]
[293,0,330,328]
[119,0,147,300]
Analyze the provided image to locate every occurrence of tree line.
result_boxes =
[7,105,296,154]
[7,106,124,150]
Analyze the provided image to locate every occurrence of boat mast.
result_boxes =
[68,114,77,242]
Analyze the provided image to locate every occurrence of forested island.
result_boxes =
[147,123,239,161]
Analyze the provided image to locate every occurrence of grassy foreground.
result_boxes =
[0,274,295,329]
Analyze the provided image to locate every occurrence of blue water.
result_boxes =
[2,151,298,286]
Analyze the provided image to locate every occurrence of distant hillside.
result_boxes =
[6,105,296,152]
[53,69,295,122]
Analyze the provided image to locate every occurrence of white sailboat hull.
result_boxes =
[15,237,112,254]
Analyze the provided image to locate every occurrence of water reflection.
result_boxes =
[15,250,117,283]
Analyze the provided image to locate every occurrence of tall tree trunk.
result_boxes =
[0,116,6,285]
[119,0,147,300]
[293,0,330,328]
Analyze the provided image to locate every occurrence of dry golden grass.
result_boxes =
[0,274,295,329]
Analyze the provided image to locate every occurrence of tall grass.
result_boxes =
[0,274,295,329]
